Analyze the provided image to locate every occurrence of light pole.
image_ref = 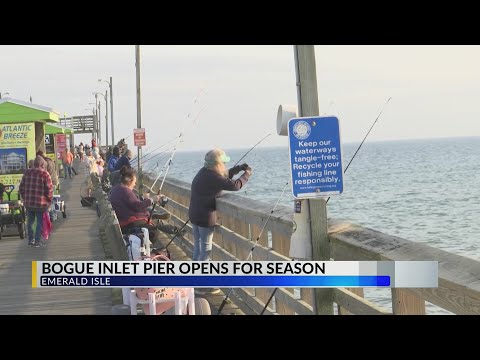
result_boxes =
[85,107,96,140]
[93,93,100,146]
[87,102,97,141]
[135,45,143,192]
[93,91,108,150]
[98,77,114,146]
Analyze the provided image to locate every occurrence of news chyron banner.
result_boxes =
[0,124,36,201]
[32,261,438,288]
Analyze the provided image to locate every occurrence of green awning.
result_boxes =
[0,98,59,123]
[45,123,65,134]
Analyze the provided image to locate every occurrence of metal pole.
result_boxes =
[135,45,143,192]
[110,77,114,146]
[95,93,101,146]
[98,101,102,147]
[294,45,333,315]
[105,90,109,150]
[92,106,97,141]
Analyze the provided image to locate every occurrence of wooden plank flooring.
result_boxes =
[155,232,255,315]
[0,166,111,315]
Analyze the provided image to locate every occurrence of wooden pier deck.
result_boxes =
[0,162,252,315]
[155,232,254,315]
[0,167,112,315]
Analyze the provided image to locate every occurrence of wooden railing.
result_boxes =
[91,174,128,262]
[143,174,480,315]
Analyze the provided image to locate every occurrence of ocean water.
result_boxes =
[143,136,480,314]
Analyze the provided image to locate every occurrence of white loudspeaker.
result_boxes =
[276,104,298,136]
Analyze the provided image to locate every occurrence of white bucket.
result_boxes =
[53,195,62,211]
[0,204,10,215]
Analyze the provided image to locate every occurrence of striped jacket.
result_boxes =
[19,168,53,210]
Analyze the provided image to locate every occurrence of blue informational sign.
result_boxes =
[288,116,343,199]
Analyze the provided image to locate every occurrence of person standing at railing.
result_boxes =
[188,148,252,295]
[115,149,132,171]
[108,146,120,173]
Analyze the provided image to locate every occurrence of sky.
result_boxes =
[1,45,480,152]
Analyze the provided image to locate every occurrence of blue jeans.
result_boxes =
[27,209,45,243]
[63,163,72,178]
[192,224,215,261]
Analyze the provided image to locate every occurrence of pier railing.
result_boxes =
[144,174,480,315]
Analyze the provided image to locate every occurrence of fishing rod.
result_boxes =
[143,149,176,174]
[149,105,205,190]
[164,219,190,249]
[260,97,393,315]
[132,144,177,172]
[146,145,182,223]
[146,102,206,223]
[232,133,272,167]
[147,132,271,248]
[131,88,206,164]
[142,89,207,188]
[217,180,290,315]
[131,135,179,164]
[133,142,176,167]
[326,96,391,203]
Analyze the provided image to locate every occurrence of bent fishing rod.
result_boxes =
[146,138,186,223]
[217,180,291,315]
[232,133,272,167]
[146,133,276,244]
[149,106,205,190]
[131,135,179,164]
[133,144,177,172]
[147,106,206,224]
[260,97,392,315]
[326,96,391,204]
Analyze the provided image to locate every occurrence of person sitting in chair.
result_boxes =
[109,166,181,248]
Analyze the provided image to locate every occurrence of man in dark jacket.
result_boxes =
[188,148,252,294]
[115,149,132,171]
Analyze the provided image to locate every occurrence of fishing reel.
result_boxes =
[159,195,169,208]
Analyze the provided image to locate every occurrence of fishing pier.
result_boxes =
[0,162,479,315]
[93,170,480,315]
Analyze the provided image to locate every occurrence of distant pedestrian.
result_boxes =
[61,148,74,179]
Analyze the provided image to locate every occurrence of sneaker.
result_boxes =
[28,241,34,247]
[195,288,221,295]
[151,212,171,221]
[33,242,46,248]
